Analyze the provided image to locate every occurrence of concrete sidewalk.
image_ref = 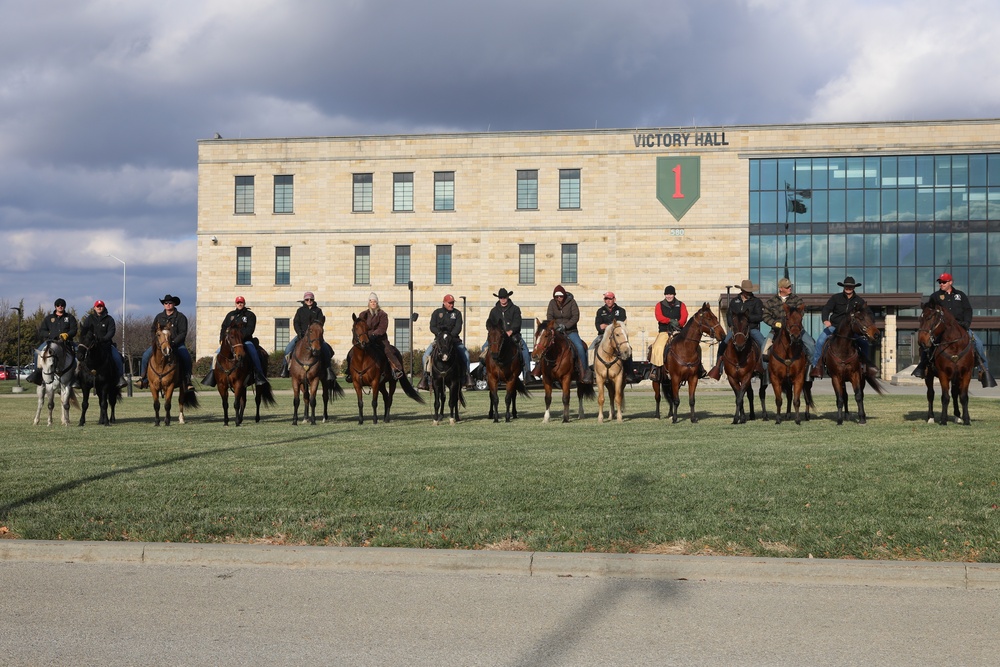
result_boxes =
[3,539,999,589]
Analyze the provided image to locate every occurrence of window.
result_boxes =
[521,326,535,350]
[434,171,455,211]
[275,246,290,286]
[353,173,373,212]
[235,176,254,214]
[355,246,370,285]
[559,169,581,209]
[274,318,290,352]
[436,245,452,285]
[394,172,413,212]
[517,170,538,210]
[519,244,535,284]
[394,318,411,357]
[273,175,293,213]
[236,247,251,286]
[395,245,411,285]
[561,244,578,284]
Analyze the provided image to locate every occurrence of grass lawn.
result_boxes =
[2,380,999,561]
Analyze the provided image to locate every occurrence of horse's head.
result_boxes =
[729,309,751,349]
[847,301,880,342]
[694,303,725,342]
[917,301,948,348]
[433,330,457,363]
[780,303,806,345]
[486,322,505,361]
[602,319,632,360]
[223,321,246,363]
[531,319,554,361]
[351,313,370,347]
[155,322,174,361]
[305,321,324,358]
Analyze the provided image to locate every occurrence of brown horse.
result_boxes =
[917,300,974,425]
[348,313,423,424]
[721,310,764,424]
[484,321,530,422]
[654,303,725,423]
[214,322,276,426]
[531,319,596,423]
[593,319,632,423]
[147,322,199,426]
[289,321,333,425]
[763,302,815,425]
[818,301,885,425]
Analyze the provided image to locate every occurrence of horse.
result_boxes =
[593,319,632,423]
[33,340,78,427]
[76,328,121,427]
[917,300,975,426]
[763,302,815,425]
[348,313,423,424]
[215,321,277,426]
[817,301,886,425]
[289,321,337,425]
[429,330,466,425]
[653,303,725,423]
[531,319,596,423]
[721,310,764,425]
[484,321,530,423]
[147,321,199,426]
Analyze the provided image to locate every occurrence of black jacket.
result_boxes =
[930,288,973,329]
[821,291,870,328]
[220,308,257,341]
[152,309,188,347]
[430,307,463,339]
[727,295,763,330]
[80,311,116,344]
[486,301,524,337]
[293,303,325,338]
[39,311,78,341]
[595,304,627,334]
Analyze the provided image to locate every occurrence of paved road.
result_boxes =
[2,542,999,666]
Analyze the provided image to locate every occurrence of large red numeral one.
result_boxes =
[672,165,685,199]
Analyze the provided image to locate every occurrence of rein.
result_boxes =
[595,323,629,371]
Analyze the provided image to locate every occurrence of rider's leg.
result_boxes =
[458,342,473,388]
[137,346,153,388]
[280,337,297,378]
[201,347,220,386]
[27,343,45,384]
[971,331,997,387]
[110,346,127,387]
[417,342,433,390]
[177,345,194,388]
[245,341,268,385]
[518,337,533,382]
[762,330,774,361]
[568,332,592,382]
[751,329,766,372]
[707,331,732,380]
[383,340,404,378]
[811,326,833,378]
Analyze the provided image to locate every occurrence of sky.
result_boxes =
[4,0,1000,322]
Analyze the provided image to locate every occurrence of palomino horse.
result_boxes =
[76,327,121,427]
[531,319,596,423]
[654,303,725,423]
[721,310,763,425]
[817,301,885,425]
[917,300,975,426]
[763,302,814,425]
[33,340,78,427]
[348,314,423,424]
[429,330,466,425]
[593,319,632,423]
[484,321,530,422]
[289,321,335,425]
[215,322,276,426]
[147,322,199,426]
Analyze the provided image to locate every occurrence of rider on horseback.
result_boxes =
[350,293,406,379]
[707,279,765,381]
[593,291,636,383]
[80,300,127,387]
[280,291,335,381]
[417,294,473,391]
[810,277,878,380]
[27,298,78,385]
[536,285,593,384]
[912,273,997,387]
[202,296,269,387]
[485,288,533,383]
[761,277,815,366]
[649,286,687,383]
[137,295,194,390]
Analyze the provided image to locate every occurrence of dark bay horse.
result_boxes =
[593,319,632,423]
[654,303,725,423]
[818,301,885,425]
[531,319,596,423]
[215,322,276,426]
[484,321,529,422]
[348,313,423,424]
[763,302,815,425]
[721,310,764,425]
[76,327,121,427]
[430,330,466,425]
[917,300,974,425]
[290,321,336,425]
[147,322,199,426]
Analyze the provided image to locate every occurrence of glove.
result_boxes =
[774,322,782,329]
[556,324,566,333]
[59,333,69,341]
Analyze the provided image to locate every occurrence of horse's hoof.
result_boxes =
[449,418,455,425]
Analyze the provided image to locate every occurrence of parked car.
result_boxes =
[18,365,36,381]
[0,365,17,380]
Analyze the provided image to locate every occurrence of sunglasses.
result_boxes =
[304,298,314,302]
[604,297,614,301]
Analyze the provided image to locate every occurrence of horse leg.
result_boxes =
[687,379,698,424]
[562,377,572,423]
[596,376,605,423]
[951,382,961,425]
[235,386,246,427]
[854,381,866,425]
[653,382,661,420]
[938,377,950,426]
[308,380,318,425]
[542,380,553,423]
[959,380,971,426]
[221,386,231,426]
[490,386,500,422]
[370,384,380,425]
[79,386,90,427]
[615,375,624,423]
[164,387,174,426]
[354,384,365,425]
[748,377,757,421]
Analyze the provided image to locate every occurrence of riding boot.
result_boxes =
[464,371,475,390]
[706,341,726,380]
[326,366,336,383]
[810,364,823,379]
[118,375,128,388]
[279,356,290,378]
[136,377,149,389]
[417,372,430,391]
[980,365,998,388]
[649,366,660,382]
[201,370,217,387]
[256,370,269,386]
[27,368,42,385]
[531,362,543,378]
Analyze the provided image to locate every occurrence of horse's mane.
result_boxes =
[601,319,625,344]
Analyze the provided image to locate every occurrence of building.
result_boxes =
[197,119,1000,375]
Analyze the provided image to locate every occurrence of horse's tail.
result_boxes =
[180,387,200,409]
[399,375,426,404]
[68,388,79,409]
[577,381,596,401]
[514,377,531,398]
[458,387,467,408]
[328,377,346,399]
[255,382,277,407]
[865,373,887,395]
[803,379,816,410]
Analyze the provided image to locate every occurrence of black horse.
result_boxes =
[430,330,466,425]
[76,327,122,426]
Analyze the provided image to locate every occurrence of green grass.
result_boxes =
[2,383,999,561]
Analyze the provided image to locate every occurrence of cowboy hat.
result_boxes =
[837,276,861,288]
[493,288,513,299]
[159,294,181,306]
[735,279,758,293]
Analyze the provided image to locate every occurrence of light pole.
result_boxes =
[9,305,23,392]
[107,254,131,397]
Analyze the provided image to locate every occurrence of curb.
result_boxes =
[2,540,999,589]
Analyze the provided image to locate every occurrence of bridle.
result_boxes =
[595,320,631,371]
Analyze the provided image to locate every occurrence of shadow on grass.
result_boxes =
[0,431,339,522]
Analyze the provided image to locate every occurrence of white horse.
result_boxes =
[34,340,77,426]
